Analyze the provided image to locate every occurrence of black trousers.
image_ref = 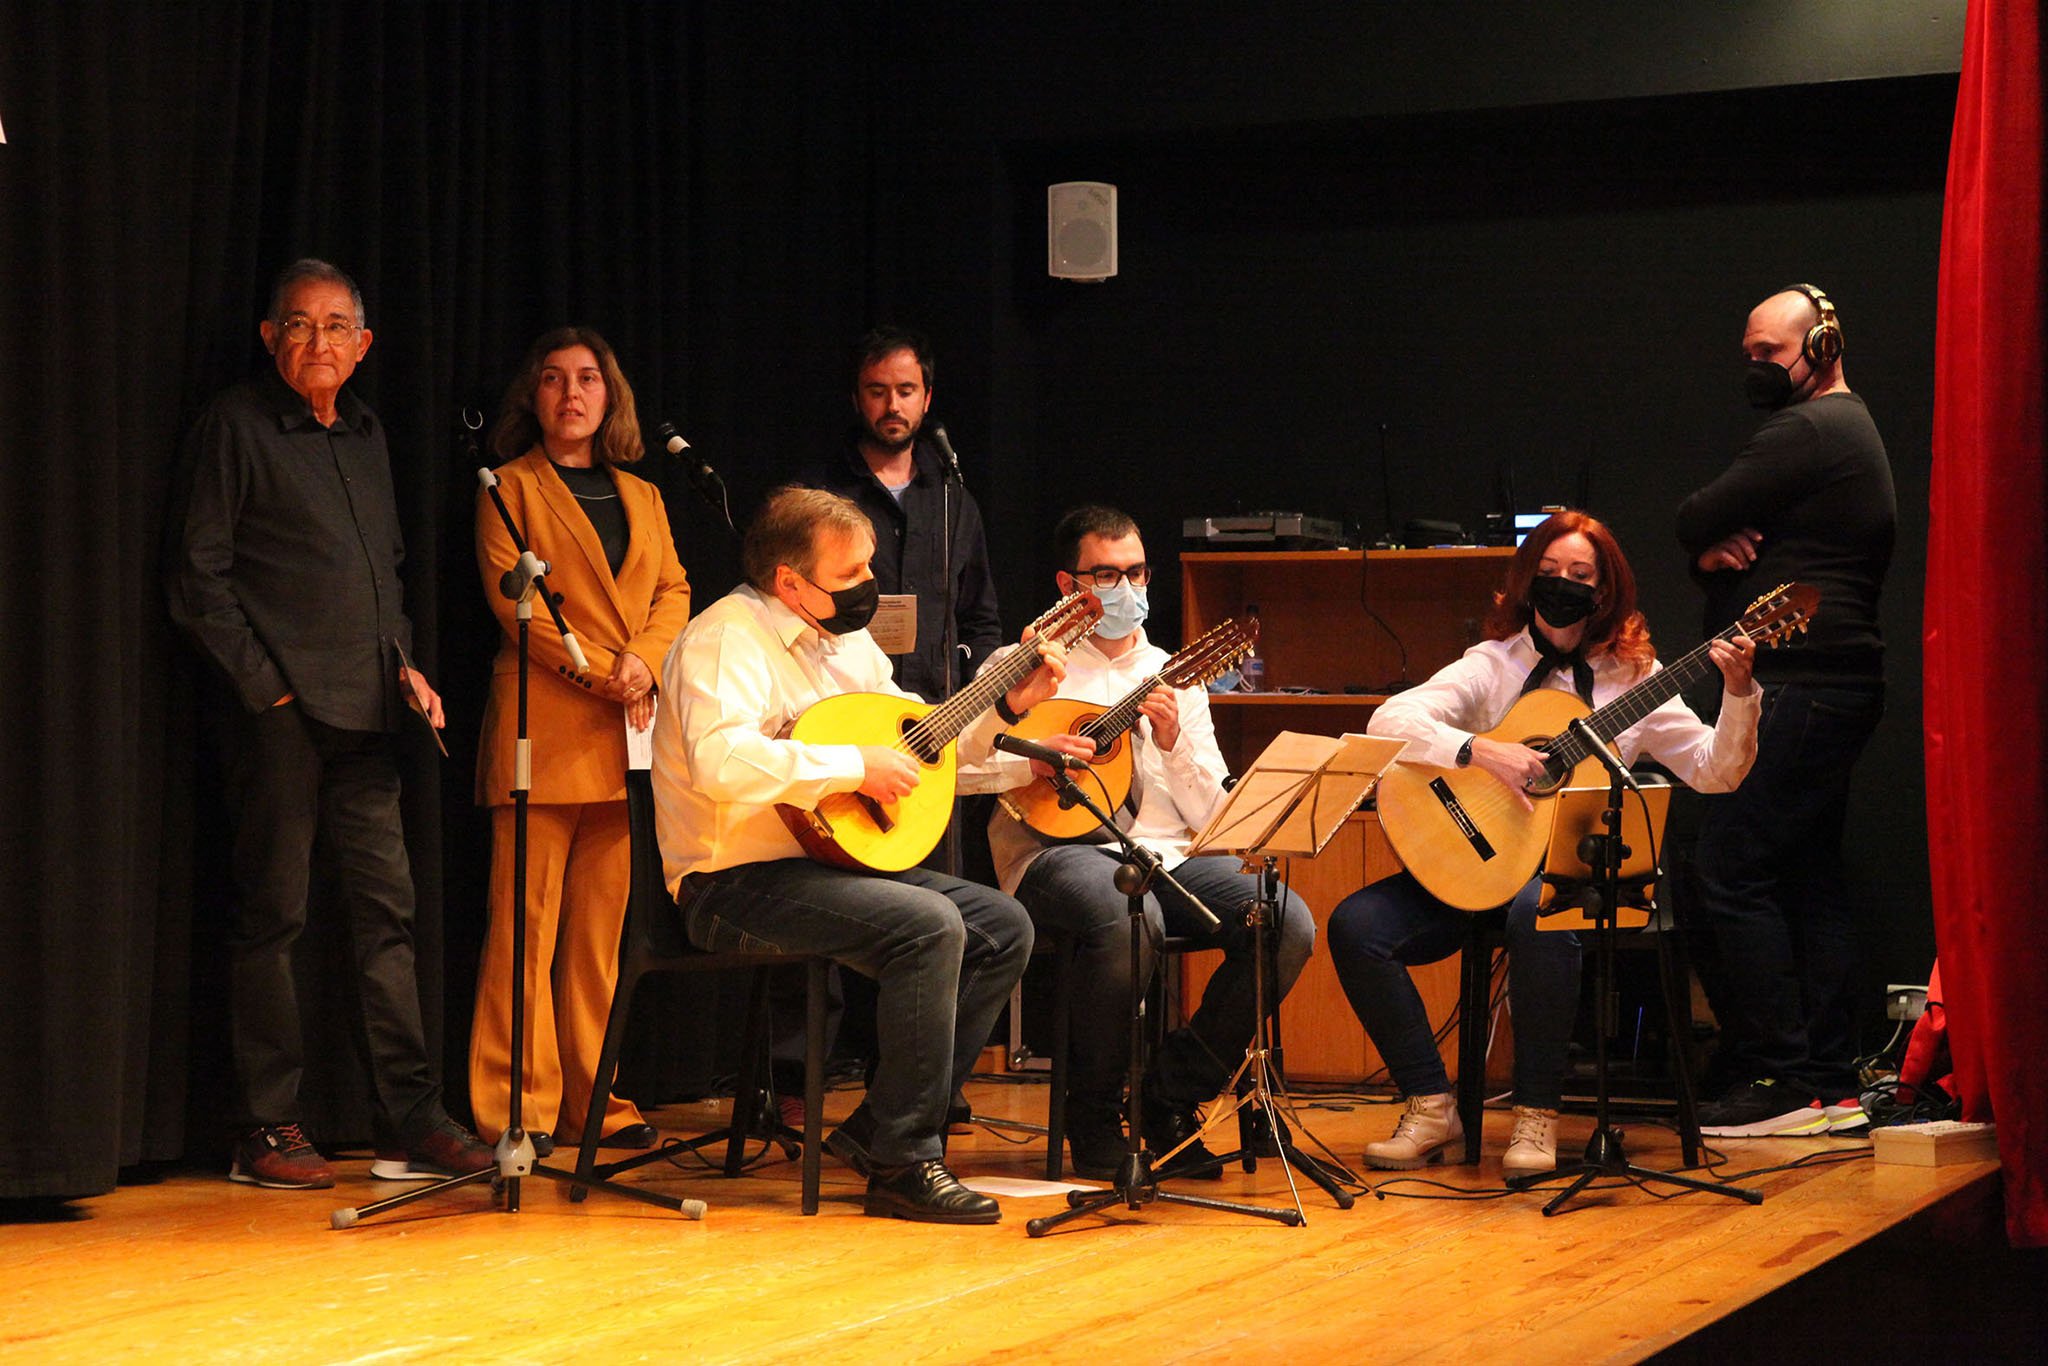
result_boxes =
[224,704,442,1141]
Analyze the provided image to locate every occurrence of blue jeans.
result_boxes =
[679,859,1032,1165]
[1690,681,1883,1097]
[1327,872,1580,1109]
[1014,848,1314,1109]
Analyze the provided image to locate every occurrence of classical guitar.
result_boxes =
[1374,582,1817,911]
[995,617,1258,841]
[775,590,1103,872]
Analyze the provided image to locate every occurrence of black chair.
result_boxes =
[1450,895,1703,1168]
[1454,909,1509,1164]
[1039,930,1226,1179]
[571,772,829,1214]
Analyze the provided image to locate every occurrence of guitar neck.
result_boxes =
[909,596,1096,755]
[1553,624,1741,763]
[920,643,1049,749]
[1070,622,1249,746]
[1079,673,1167,746]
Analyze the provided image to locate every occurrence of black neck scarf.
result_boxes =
[1521,634,1595,705]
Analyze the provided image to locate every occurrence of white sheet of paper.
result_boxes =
[626,704,655,770]
[869,594,918,655]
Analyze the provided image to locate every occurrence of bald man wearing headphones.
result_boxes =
[1677,284,1897,1140]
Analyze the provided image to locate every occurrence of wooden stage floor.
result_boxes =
[1,1077,2000,1364]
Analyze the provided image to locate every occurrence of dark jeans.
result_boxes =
[1327,872,1579,1110]
[679,859,1032,1165]
[1013,848,1314,1110]
[1691,680,1883,1097]
[225,704,441,1141]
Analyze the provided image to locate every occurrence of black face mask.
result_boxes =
[1528,574,1599,629]
[1745,357,1808,410]
[803,574,880,635]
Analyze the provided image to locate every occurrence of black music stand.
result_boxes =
[1179,730,1407,1221]
[1506,748,1760,1215]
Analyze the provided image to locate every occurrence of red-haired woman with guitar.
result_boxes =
[1333,510,1764,1178]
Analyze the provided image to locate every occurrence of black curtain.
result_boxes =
[0,0,874,1199]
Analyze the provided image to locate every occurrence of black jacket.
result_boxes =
[801,433,1003,701]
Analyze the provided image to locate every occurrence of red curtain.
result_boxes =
[1927,0,2048,1248]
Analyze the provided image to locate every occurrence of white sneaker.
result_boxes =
[1363,1092,1463,1170]
[1502,1106,1560,1176]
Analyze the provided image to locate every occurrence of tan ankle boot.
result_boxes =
[1502,1105,1560,1176]
[1363,1092,1463,1170]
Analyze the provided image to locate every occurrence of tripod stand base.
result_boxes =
[1025,1151,1303,1237]
[1504,1126,1761,1216]
[332,1150,706,1228]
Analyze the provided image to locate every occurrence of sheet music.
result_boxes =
[869,594,918,655]
[1191,731,1406,858]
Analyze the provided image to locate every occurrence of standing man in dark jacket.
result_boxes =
[806,326,1003,703]
[1677,283,1896,1138]
[787,328,1006,1115]
[167,259,493,1189]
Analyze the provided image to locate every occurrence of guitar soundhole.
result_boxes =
[898,716,944,766]
[1528,744,1571,798]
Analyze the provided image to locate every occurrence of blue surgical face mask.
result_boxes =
[1092,580,1149,640]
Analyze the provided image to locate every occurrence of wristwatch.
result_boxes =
[1455,736,1475,768]
[996,694,1029,726]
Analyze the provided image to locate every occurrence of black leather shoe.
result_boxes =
[1143,1099,1223,1181]
[1240,1101,1292,1158]
[1066,1100,1128,1181]
[864,1159,1000,1224]
[599,1123,659,1150]
[825,1105,877,1177]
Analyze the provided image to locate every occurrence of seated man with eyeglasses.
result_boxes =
[966,505,1314,1180]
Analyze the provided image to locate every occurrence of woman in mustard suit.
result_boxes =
[469,327,691,1150]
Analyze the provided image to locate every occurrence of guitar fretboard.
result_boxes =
[1544,622,1745,770]
[901,596,1096,761]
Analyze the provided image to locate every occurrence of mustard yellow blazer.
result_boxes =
[475,449,691,806]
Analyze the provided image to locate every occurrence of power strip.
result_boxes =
[1870,1120,1998,1167]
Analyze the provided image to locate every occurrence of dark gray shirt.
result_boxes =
[167,368,413,730]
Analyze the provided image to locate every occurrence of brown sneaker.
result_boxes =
[230,1123,336,1189]
[400,1118,497,1177]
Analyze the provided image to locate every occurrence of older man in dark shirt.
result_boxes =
[168,259,491,1190]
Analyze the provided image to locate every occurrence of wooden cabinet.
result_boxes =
[1180,548,1515,1085]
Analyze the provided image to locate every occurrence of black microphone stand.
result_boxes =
[934,427,963,879]
[1505,746,1760,1216]
[331,464,701,1227]
[1027,767,1301,1236]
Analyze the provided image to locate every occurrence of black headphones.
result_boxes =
[1786,282,1844,367]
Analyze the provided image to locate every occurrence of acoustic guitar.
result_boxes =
[995,618,1258,841]
[1374,582,1817,911]
[775,590,1103,872]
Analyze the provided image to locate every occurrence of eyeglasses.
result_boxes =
[276,316,359,347]
[1071,562,1151,589]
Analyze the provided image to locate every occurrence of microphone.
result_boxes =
[993,732,1088,772]
[657,421,715,486]
[658,420,738,536]
[1567,717,1641,795]
[928,421,963,479]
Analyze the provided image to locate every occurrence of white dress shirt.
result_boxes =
[652,583,1004,893]
[1367,630,1759,791]
[971,628,1231,896]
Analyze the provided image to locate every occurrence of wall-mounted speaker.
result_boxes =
[1048,181,1117,282]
